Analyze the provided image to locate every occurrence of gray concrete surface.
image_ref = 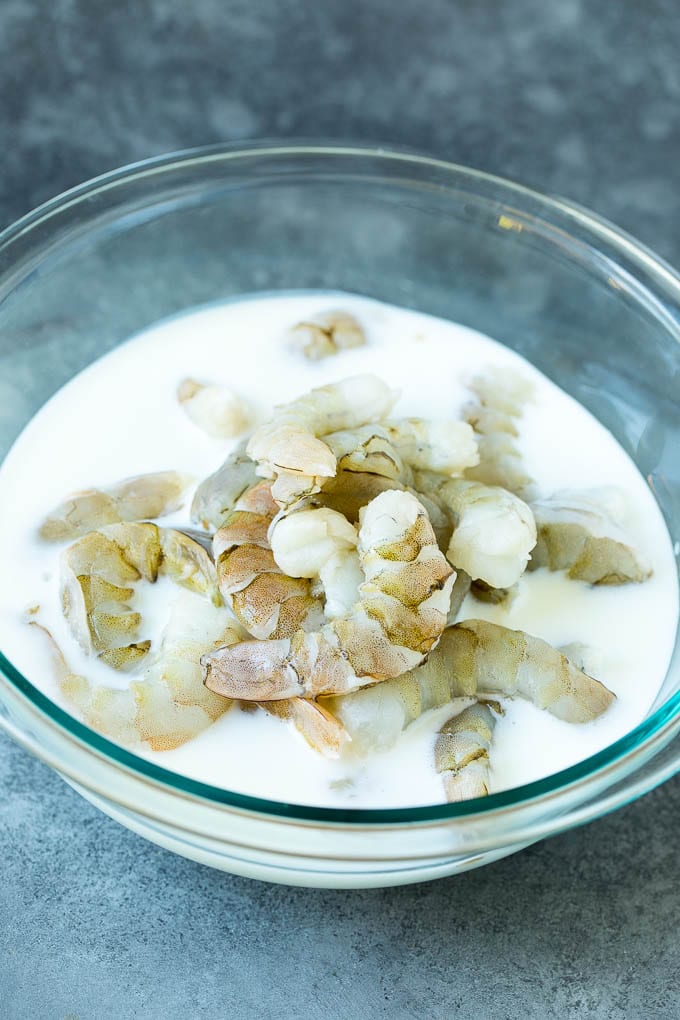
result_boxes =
[1,1,679,1016]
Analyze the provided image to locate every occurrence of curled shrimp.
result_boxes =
[203,489,455,701]
[217,500,361,754]
[191,442,259,530]
[40,471,193,542]
[530,488,651,584]
[178,378,251,439]
[288,310,366,361]
[246,374,397,507]
[465,368,536,498]
[270,506,362,620]
[322,619,614,754]
[435,701,501,802]
[33,593,241,751]
[213,480,323,640]
[416,473,536,588]
[61,523,220,671]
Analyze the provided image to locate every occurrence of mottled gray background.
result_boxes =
[1,1,680,1017]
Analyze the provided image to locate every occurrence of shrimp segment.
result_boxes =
[417,474,536,588]
[381,418,479,477]
[288,310,366,361]
[178,378,250,439]
[246,375,397,507]
[213,481,322,640]
[40,471,193,542]
[191,443,259,530]
[270,506,362,621]
[322,620,614,753]
[464,368,536,498]
[34,594,241,751]
[530,489,651,584]
[437,620,615,722]
[435,701,501,802]
[61,523,220,670]
[202,490,455,700]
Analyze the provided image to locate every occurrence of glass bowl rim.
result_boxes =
[0,140,678,826]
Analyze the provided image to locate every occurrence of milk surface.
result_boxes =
[0,293,676,807]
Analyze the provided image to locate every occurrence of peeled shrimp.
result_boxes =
[203,489,455,700]
[417,473,536,588]
[465,368,536,498]
[40,471,192,542]
[322,620,615,754]
[178,378,250,439]
[246,375,397,507]
[270,507,362,620]
[34,593,241,751]
[530,488,651,584]
[435,701,501,802]
[381,418,479,477]
[191,442,259,530]
[61,523,220,671]
[216,500,361,754]
[213,480,322,640]
[288,310,366,361]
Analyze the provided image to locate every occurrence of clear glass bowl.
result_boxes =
[0,143,678,888]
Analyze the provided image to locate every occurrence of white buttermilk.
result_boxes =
[0,293,676,807]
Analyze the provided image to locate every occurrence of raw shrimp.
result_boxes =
[40,471,192,542]
[203,489,455,701]
[178,378,250,439]
[213,480,323,640]
[218,501,361,754]
[288,310,366,361]
[530,488,651,584]
[270,506,362,620]
[33,592,241,751]
[322,620,615,754]
[465,368,536,498]
[442,620,615,721]
[416,473,536,588]
[191,442,259,530]
[380,418,479,477]
[434,701,501,802]
[246,375,397,507]
[61,523,220,670]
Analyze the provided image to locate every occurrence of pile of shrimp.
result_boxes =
[35,309,653,804]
